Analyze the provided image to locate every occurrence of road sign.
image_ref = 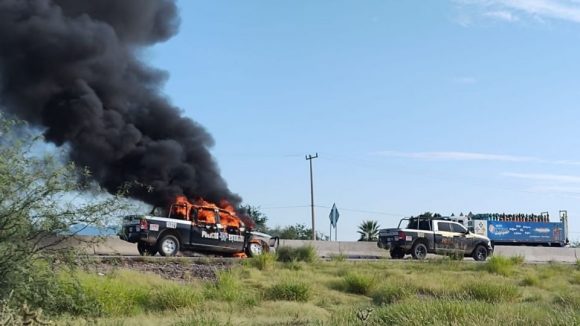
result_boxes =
[329,203,339,228]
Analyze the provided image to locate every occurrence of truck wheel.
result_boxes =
[390,247,405,259]
[247,241,267,257]
[472,245,488,261]
[158,235,180,257]
[137,241,157,256]
[411,242,428,260]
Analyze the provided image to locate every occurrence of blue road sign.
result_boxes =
[329,203,340,227]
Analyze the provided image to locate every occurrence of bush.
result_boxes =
[343,273,376,295]
[265,280,311,302]
[371,285,410,305]
[12,263,101,317]
[276,245,317,263]
[462,282,521,303]
[481,256,515,276]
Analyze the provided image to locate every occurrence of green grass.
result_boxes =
[371,284,410,305]
[265,280,311,302]
[329,253,347,262]
[342,272,376,295]
[462,282,521,302]
[293,245,318,263]
[276,245,318,263]
[246,253,277,271]
[51,258,580,325]
[482,255,517,276]
[521,274,540,286]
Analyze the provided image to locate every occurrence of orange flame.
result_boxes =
[170,196,246,230]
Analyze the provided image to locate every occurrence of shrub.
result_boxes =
[371,285,410,305]
[462,282,520,303]
[481,256,515,276]
[247,253,277,271]
[276,245,317,263]
[343,273,376,295]
[265,280,311,302]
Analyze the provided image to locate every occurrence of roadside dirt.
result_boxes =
[86,258,234,282]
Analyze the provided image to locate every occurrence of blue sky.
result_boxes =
[149,0,580,241]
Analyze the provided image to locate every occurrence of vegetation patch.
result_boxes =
[371,284,411,305]
[553,292,580,310]
[203,270,256,306]
[329,253,347,262]
[342,273,376,295]
[462,282,521,303]
[265,280,311,302]
[570,272,580,285]
[481,255,516,276]
[276,245,318,263]
[246,253,277,271]
[520,274,540,286]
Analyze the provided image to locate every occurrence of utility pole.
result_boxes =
[306,153,318,240]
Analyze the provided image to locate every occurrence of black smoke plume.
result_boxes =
[0,0,242,207]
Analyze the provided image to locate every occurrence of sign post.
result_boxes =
[329,203,340,241]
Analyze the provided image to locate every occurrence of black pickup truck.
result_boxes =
[377,217,493,261]
[119,206,278,257]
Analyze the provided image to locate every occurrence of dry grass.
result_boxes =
[54,258,580,325]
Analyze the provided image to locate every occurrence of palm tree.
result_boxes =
[357,220,380,241]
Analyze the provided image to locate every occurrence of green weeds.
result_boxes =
[342,273,376,295]
[276,245,318,263]
[265,280,311,302]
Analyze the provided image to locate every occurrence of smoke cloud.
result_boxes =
[0,0,242,207]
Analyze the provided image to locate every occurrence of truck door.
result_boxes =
[450,222,469,254]
[189,208,229,252]
[434,221,454,254]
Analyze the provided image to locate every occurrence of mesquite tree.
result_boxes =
[0,114,131,302]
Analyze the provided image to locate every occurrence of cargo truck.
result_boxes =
[466,210,569,247]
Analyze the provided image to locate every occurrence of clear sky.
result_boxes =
[149,0,580,241]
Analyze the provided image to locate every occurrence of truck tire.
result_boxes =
[246,241,267,257]
[390,247,405,259]
[137,241,158,256]
[158,235,180,257]
[411,242,428,260]
[472,244,488,261]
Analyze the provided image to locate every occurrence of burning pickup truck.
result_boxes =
[119,196,278,257]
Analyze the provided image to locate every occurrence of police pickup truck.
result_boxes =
[118,198,278,257]
[377,217,492,261]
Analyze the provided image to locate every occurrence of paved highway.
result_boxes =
[78,237,580,263]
